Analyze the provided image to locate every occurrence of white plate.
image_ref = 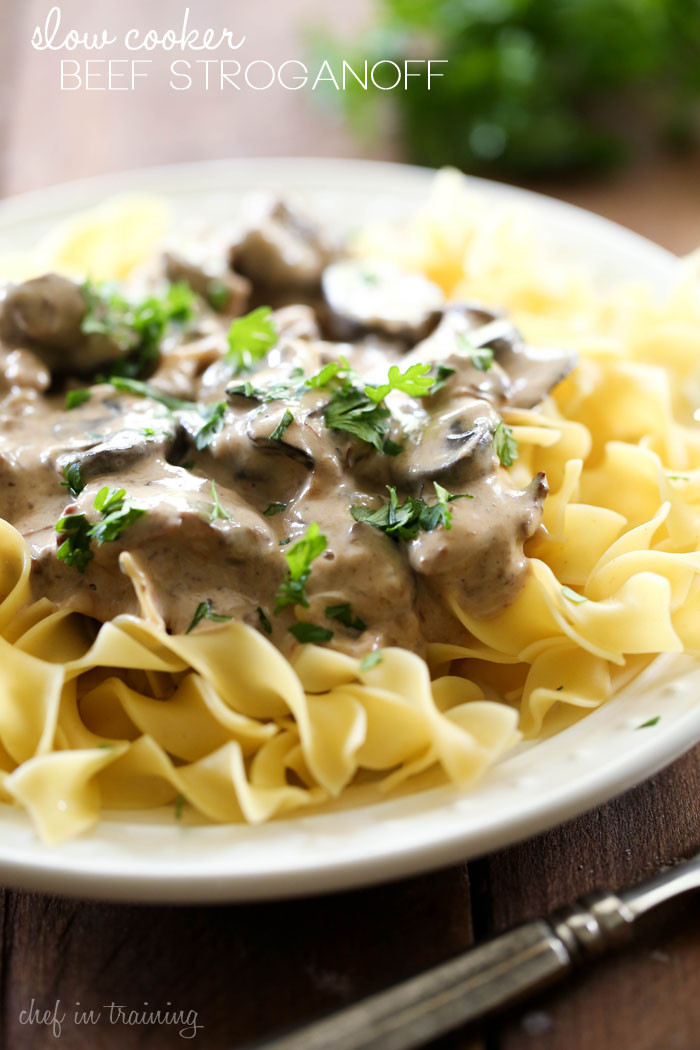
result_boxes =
[0,157,697,903]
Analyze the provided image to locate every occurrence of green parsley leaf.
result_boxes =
[457,333,494,371]
[257,607,273,636]
[195,402,227,450]
[55,513,93,573]
[364,362,435,403]
[225,306,277,374]
[324,385,391,453]
[60,461,85,498]
[174,793,185,820]
[90,503,146,546]
[305,356,353,389]
[109,375,193,413]
[275,522,327,613]
[493,421,519,467]
[227,381,266,401]
[637,716,661,729]
[351,485,470,540]
[427,364,456,395]
[360,651,383,671]
[288,622,334,644]
[185,600,233,634]
[83,280,196,378]
[209,481,231,522]
[263,502,287,517]
[561,585,588,604]
[382,438,404,457]
[270,409,295,442]
[325,603,366,632]
[207,280,230,312]
[65,388,92,410]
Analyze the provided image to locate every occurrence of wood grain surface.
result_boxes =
[1,3,700,1048]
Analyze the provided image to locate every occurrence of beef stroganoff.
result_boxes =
[1,170,699,843]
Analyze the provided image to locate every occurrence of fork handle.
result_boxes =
[252,893,635,1050]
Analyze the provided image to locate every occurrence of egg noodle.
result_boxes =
[2,171,700,844]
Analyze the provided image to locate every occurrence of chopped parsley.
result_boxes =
[561,585,588,604]
[195,402,227,450]
[56,486,147,572]
[225,306,277,374]
[60,461,84,498]
[263,502,287,517]
[209,481,231,522]
[637,716,661,729]
[55,513,94,573]
[83,279,196,378]
[288,622,334,644]
[207,280,230,312]
[325,603,366,632]
[109,375,193,412]
[360,651,383,671]
[185,600,233,634]
[306,356,353,389]
[493,421,519,467]
[427,364,456,395]
[270,409,294,442]
[257,607,273,636]
[65,388,92,410]
[174,793,185,820]
[351,484,471,541]
[364,362,436,402]
[274,522,327,613]
[324,385,391,453]
[457,333,494,371]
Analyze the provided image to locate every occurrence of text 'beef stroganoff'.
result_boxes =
[1,171,700,843]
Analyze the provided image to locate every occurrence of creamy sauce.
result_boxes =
[0,196,576,657]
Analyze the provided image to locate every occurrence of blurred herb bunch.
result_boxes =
[314,0,700,177]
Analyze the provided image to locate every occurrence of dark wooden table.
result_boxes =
[2,2,700,1047]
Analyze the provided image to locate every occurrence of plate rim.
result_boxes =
[0,155,693,903]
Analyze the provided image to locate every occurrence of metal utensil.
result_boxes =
[251,852,700,1050]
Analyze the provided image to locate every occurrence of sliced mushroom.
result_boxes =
[321,259,444,345]
[391,398,500,489]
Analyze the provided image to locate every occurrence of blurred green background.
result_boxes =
[315,0,700,178]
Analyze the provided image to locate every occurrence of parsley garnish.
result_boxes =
[263,502,287,517]
[360,651,383,671]
[185,600,233,634]
[90,487,147,546]
[305,356,353,389]
[324,386,391,453]
[257,607,272,636]
[225,306,277,374]
[427,364,455,395]
[60,461,84,498]
[174,793,185,820]
[493,421,519,467]
[274,522,327,613]
[109,376,193,412]
[55,513,93,572]
[56,486,146,571]
[195,402,227,450]
[83,279,196,378]
[325,603,366,632]
[561,585,588,604]
[364,363,435,402]
[65,389,92,410]
[270,409,295,442]
[351,484,471,540]
[637,716,661,729]
[457,333,494,371]
[288,622,334,644]
[207,280,230,312]
[209,481,231,522]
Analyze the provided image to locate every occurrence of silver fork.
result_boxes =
[251,852,700,1050]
